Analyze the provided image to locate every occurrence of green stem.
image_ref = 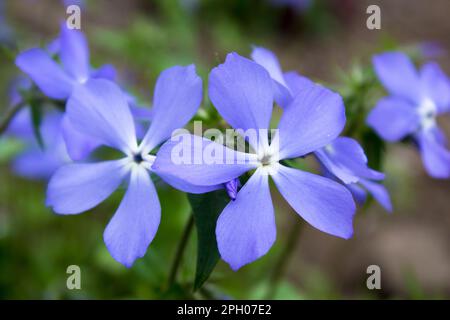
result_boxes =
[265,219,302,299]
[0,101,26,135]
[167,213,195,288]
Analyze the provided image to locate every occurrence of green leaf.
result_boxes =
[29,102,44,149]
[188,189,230,291]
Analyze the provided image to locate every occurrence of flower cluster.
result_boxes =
[6,23,448,272]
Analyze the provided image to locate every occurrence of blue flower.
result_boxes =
[46,65,205,267]
[15,24,116,101]
[153,53,356,270]
[7,109,70,180]
[367,52,450,178]
[15,24,117,161]
[315,138,392,212]
[251,46,392,211]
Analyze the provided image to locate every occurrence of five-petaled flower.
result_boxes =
[153,53,356,271]
[251,46,392,211]
[46,65,204,267]
[367,52,450,178]
[15,24,116,161]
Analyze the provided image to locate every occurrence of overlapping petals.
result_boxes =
[155,53,356,270]
[141,65,203,153]
[66,79,138,154]
[46,63,203,266]
[315,137,391,212]
[277,84,346,159]
[209,53,274,150]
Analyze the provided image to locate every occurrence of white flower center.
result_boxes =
[257,147,280,175]
[418,98,437,131]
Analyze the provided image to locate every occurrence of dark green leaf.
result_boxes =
[188,189,230,291]
[29,102,44,149]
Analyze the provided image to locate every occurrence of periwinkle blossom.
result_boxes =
[7,109,70,180]
[15,24,116,101]
[153,53,356,270]
[251,46,392,211]
[15,24,116,161]
[367,52,450,178]
[46,65,206,267]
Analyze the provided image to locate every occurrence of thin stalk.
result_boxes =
[167,213,195,288]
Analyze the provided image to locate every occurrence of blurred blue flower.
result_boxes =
[251,46,392,211]
[153,53,356,271]
[47,65,203,267]
[418,41,446,59]
[7,109,70,180]
[368,52,450,178]
[16,24,115,101]
[269,0,313,12]
[316,137,392,212]
[15,24,117,161]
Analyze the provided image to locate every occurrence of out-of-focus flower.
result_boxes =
[269,0,313,12]
[368,52,450,178]
[47,65,205,267]
[7,109,70,180]
[251,46,392,210]
[153,53,356,271]
[315,137,392,211]
[15,24,117,161]
[418,41,446,59]
[15,24,115,101]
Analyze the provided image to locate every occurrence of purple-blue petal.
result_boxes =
[91,64,117,81]
[152,133,258,187]
[416,128,450,179]
[66,79,138,154]
[61,115,101,161]
[346,183,367,205]
[272,165,355,239]
[60,24,90,82]
[251,46,292,107]
[15,48,73,99]
[209,53,274,150]
[420,62,450,113]
[104,166,160,267]
[373,52,421,103]
[283,71,316,97]
[141,65,202,153]
[277,83,346,159]
[367,97,419,142]
[224,178,240,200]
[359,179,393,212]
[216,169,276,270]
[316,137,385,184]
[46,160,128,214]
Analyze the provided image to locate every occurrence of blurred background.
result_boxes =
[0,0,449,299]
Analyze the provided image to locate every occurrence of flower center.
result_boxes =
[418,98,437,131]
[259,153,273,166]
[133,153,144,164]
